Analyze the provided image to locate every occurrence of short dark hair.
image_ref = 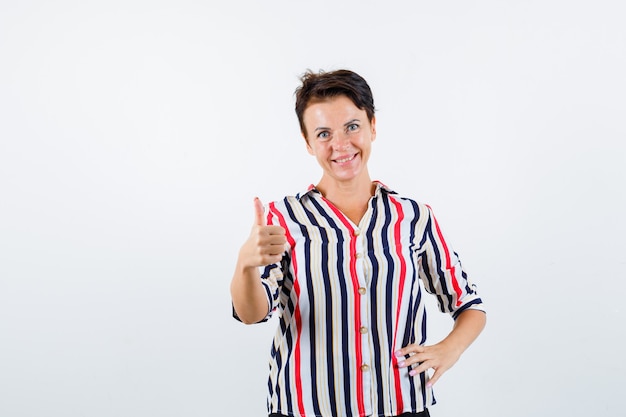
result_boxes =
[294,69,376,139]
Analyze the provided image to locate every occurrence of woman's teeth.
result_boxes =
[335,155,355,163]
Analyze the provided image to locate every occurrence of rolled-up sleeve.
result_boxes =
[232,260,285,323]
[418,206,484,320]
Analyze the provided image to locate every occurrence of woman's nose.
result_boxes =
[332,132,350,150]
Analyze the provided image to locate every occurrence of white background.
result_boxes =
[1,1,625,416]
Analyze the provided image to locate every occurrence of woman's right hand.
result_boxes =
[238,197,287,268]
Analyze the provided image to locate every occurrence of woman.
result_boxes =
[230,69,486,417]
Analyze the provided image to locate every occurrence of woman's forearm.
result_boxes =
[230,260,270,324]
[443,309,487,356]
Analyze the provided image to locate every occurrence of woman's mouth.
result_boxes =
[333,153,357,164]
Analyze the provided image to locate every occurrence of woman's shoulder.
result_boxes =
[375,181,432,211]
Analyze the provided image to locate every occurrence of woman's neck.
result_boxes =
[316,175,375,225]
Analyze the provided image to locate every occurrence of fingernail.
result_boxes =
[394,350,403,357]
[409,370,417,376]
[397,360,405,367]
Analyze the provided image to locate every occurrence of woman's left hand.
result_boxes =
[394,341,462,387]
[395,309,487,387]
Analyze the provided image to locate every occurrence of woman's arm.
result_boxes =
[230,198,286,324]
[396,309,486,386]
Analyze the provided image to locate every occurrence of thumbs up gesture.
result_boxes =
[239,197,287,268]
[253,197,268,228]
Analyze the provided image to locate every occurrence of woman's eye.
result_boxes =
[347,124,359,131]
[318,131,331,141]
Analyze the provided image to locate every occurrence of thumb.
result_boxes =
[253,197,266,226]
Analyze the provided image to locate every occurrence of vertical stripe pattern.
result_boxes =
[250,182,484,417]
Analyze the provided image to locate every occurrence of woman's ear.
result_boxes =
[371,116,377,142]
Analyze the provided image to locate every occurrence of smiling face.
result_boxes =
[303,95,376,189]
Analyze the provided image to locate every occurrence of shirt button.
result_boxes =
[359,326,368,334]
[361,364,370,372]
[358,287,366,295]
[356,252,363,259]
[354,229,361,236]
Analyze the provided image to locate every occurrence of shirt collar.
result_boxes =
[295,180,395,201]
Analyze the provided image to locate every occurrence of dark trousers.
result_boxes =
[398,411,431,417]
[270,410,430,417]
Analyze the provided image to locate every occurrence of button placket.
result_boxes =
[353,226,373,413]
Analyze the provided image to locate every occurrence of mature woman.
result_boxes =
[230,69,486,417]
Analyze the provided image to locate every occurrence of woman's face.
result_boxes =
[303,95,376,185]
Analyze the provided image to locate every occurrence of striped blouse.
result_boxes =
[249,181,484,417]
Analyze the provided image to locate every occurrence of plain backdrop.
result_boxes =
[1,1,625,416]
